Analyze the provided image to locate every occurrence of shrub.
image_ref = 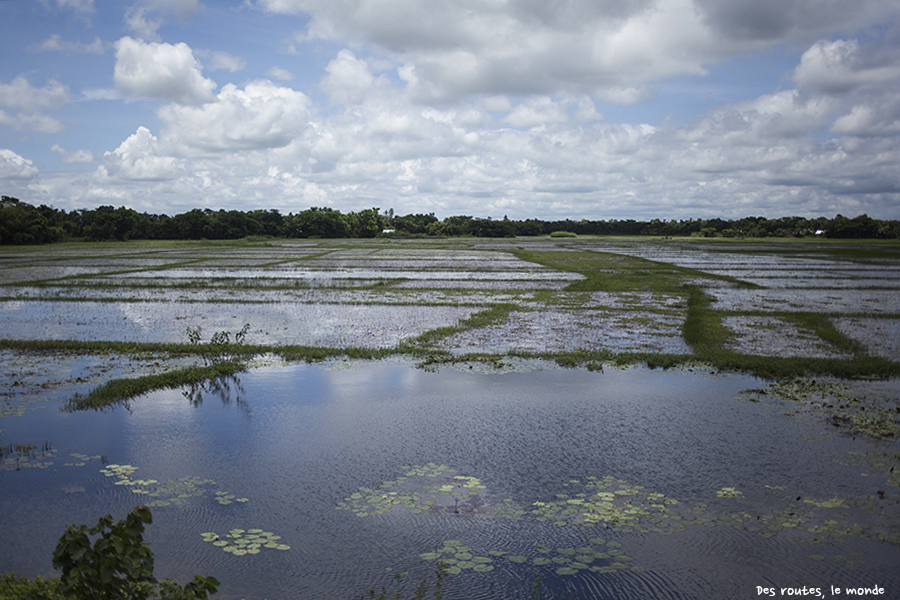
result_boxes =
[5,506,220,600]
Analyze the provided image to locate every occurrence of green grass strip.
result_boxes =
[66,361,247,411]
[513,249,758,293]
[400,303,517,348]
[682,285,732,353]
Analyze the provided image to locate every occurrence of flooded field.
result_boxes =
[1,236,899,599]
[2,236,898,359]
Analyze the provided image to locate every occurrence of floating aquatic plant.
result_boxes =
[63,452,104,467]
[97,464,228,508]
[716,487,743,498]
[418,540,493,575]
[201,529,289,555]
[418,538,641,576]
[341,465,900,565]
[214,491,250,505]
[336,464,491,517]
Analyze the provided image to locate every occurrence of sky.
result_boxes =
[1,0,899,221]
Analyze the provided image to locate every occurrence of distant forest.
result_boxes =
[2,195,899,245]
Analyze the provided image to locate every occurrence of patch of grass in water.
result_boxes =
[677,286,900,379]
[401,303,517,349]
[513,250,758,293]
[784,313,868,355]
[682,285,732,354]
[66,361,247,411]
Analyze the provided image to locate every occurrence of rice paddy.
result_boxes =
[2,235,899,599]
[2,236,897,365]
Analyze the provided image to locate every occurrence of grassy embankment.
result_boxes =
[509,249,900,380]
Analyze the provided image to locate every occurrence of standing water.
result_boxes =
[2,360,898,599]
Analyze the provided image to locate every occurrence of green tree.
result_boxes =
[392,213,438,235]
[51,506,218,600]
[289,207,350,238]
[348,207,383,238]
[0,196,63,244]
[83,206,138,241]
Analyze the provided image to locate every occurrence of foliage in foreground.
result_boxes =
[1,507,218,600]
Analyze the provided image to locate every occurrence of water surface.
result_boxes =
[1,362,898,600]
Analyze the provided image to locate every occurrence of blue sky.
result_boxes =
[2,0,899,220]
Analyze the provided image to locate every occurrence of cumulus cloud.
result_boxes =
[100,126,185,180]
[0,149,39,180]
[0,76,69,133]
[157,79,313,154]
[257,0,900,102]
[51,31,900,220]
[32,34,104,54]
[125,0,203,40]
[0,76,69,111]
[795,39,900,93]
[114,37,217,104]
[267,67,294,81]
[321,50,377,104]
[831,103,900,137]
[196,50,246,72]
[504,97,569,129]
[51,144,96,164]
[790,39,900,139]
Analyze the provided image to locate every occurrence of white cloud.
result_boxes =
[504,97,569,129]
[0,149,39,180]
[101,126,185,180]
[114,37,217,105]
[0,76,69,111]
[267,67,294,81]
[196,50,246,72]
[32,35,104,54]
[31,32,900,221]
[51,144,96,164]
[831,104,900,137]
[321,49,377,104]
[125,0,202,40]
[157,80,313,154]
[795,39,900,93]
[258,0,900,102]
[0,110,66,134]
[0,77,69,133]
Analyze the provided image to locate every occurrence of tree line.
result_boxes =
[2,195,898,245]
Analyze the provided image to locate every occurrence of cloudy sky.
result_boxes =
[1,0,899,220]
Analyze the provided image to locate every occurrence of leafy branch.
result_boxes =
[48,506,218,600]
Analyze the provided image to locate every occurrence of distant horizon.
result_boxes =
[0,192,890,224]
[3,195,895,243]
[4,192,894,221]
